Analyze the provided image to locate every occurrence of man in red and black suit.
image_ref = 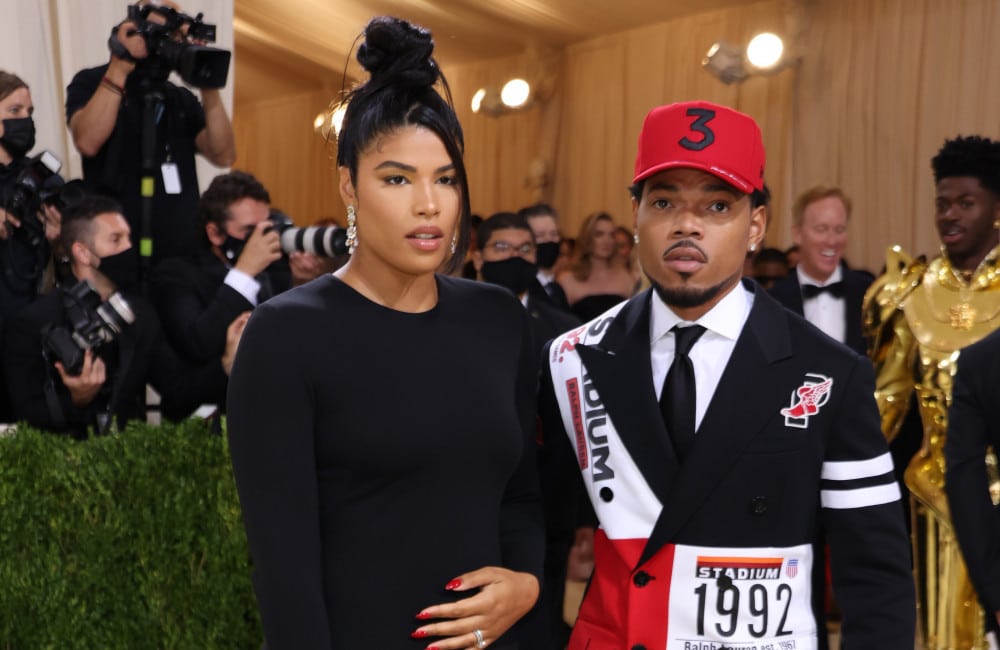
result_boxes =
[539,101,914,649]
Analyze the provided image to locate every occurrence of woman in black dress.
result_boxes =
[227,17,544,650]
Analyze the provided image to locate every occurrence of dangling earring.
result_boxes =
[346,205,358,255]
[633,231,639,245]
[450,232,457,255]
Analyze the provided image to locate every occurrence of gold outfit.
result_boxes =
[864,244,1000,650]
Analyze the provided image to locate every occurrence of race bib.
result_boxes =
[666,544,817,650]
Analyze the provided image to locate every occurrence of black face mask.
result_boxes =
[535,241,560,269]
[220,234,246,263]
[98,248,140,291]
[481,257,538,296]
[0,117,35,159]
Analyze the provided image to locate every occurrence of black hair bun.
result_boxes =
[357,16,438,89]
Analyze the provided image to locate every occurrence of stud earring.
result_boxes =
[633,231,639,245]
[450,232,457,255]
[749,243,756,253]
[346,205,358,255]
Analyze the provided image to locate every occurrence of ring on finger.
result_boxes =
[473,628,486,649]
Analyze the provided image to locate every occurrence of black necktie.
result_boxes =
[801,281,844,299]
[660,325,706,461]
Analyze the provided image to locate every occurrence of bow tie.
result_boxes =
[802,281,845,298]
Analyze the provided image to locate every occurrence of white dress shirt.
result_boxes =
[649,283,754,431]
[224,267,262,307]
[797,265,845,344]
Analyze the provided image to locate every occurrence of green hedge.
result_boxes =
[0,420,262,649]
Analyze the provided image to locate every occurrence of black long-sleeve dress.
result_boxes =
[227,273,545,649]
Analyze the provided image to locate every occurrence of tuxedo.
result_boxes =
[946,328,1000,634]
[2,287,227,437]
[768,266,873,355]
[539,281,914,649]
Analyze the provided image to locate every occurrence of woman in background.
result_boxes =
[557,211,636,321]
[227,16,543,650]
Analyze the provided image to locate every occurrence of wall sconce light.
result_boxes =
[746,32,784,70]
[702,41,748,85]
[703,32,794,84]
[472,78,536,117]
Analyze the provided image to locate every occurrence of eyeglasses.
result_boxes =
[487,241,535,257]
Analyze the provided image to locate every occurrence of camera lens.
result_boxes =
[97,292,137,336]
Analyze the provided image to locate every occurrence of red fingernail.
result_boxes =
[410,630,427,639]
[428,647,440,650]
[416,611,432,620]
[445,579,462,590]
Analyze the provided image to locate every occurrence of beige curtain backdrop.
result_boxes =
[441,0,1000,274]
[227,0,1000,273]
[444,0,795,251]
[794,0,1000,273]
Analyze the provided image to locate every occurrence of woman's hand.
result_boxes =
[412,566,539,649]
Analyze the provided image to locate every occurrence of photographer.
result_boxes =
[65,0,235,273]
[2,194,244,438]
[150,170,333,376]
[0,71,64,318]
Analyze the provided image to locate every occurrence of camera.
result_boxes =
[117,3,231,89]
[267,211,349,258]
[42,280,136,376]
[5,151,63,246]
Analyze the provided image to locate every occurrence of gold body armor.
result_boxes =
[864,245,1000,649]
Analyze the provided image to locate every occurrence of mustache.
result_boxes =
[662,239,708,261]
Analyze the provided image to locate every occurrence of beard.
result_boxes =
[648,271,740,309]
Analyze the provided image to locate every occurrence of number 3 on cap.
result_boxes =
[679,108,716,151]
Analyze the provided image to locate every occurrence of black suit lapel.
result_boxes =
[575,291,680,507]
[638,287,804,567]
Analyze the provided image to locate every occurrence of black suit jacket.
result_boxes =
[530,276,570,312]
[151,249,288,365]
[946,328,1000,633]
[525,294,579,357]
[523,293,580,649]
[3,287,226,437]
[539,281,914,649]
[768,268,873,355]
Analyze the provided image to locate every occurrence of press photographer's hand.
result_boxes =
[55,349,106,407]
[289,251,326,286]
[222,311,251,375]
[0,208,21,240]
[108,21,145,77]
[234,221,281,278]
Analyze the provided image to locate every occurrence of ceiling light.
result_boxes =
[501,79,530,108]
[746,32,784,69]
[702,41,748,85]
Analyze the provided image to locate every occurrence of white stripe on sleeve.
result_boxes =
[821,482,901,509]
[821,452,894,481]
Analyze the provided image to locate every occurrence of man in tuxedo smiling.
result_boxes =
[769,186,873,354]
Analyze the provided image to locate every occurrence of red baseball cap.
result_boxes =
[632,100,765,193]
